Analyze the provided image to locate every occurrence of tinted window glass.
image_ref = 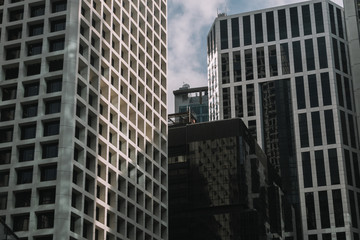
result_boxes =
[340,111,348,146]
[278,9,287,39]
[305,39,315,71]
[308,75,318,107]
[233,51,241,82]
[324,110,336,144]
[266,12,275,42]
[329,149,340,185]
[257,47,265,78]
[305,192,316,229]
[329,4,336,34]
[315,151,326,186]
[245,49,253,80]
[296,76,306,109]
[333,190,344,227]
[299,113,309,147]
[269,45,277,76]
[332,38,340,70]
[243,16,251,45]
[292,41,302,72]
[280,43,290,74]
[311,111,322,146]
[231,18,240,48]
[318,191,330,228]
[255,13,263,43]
[220,20,228,50]
[314,3,324,33]
[290,7,299,37]
[317,37,328,69]
[321,73,331,105]
[302,152,312,188]
[302,5,312,35]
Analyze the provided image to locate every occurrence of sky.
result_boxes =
[167,0,343,113]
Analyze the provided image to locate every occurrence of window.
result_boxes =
[50,19,66,32]
[0,149,11,164]
[13,214,29,231]
[221,53,229,84]
[329,149,340,185]
[324,110,336,144]
[41,165,57,181]
[30,4,45,17]
[52,1,67,13]
[311,111,322,146]
[37,211,54,229]
[231,18,240,47]
[268,45,277,76]
[2,86,17,100]
[257,47,265,78]
[17,168,33,184]
[290,7,299,37]
[22,103,38,118]
[49,59,63,72]
[336,8,344,38]
[340,111,348,146]
[296,77,305,109]
[15,191,31,208]
[266,11,275,42]
[7,27,22,40]
[233,51,241,82]
[278,9,287,39]
[243,15,251,45]
[0,127,13,143]
[27,62,41,76]
[49,38,65,52]
[5,67,19,80]
[317,37,328,69]
[19,146,35,162]
[222,88,230,119]
[305,192,316,230]
[255,13,263,44]
[0,106,15,121]
[314,3,324,33]
[318,191,330,228]
[46,78,62,93]
[302,152,312,188]
[29,23,44,36]
[0,193,7,210]
[21,124,36,140]
[39,188,56,205]
[340,42,348,73]
[280,43,290,74]
[298,113,309,147]
[45,100,61,114]
[24,82,39,97]
[308,75,318,107]
[305,39,315,71]
[302,5,312,35]
[42,143,58,158]
[28,42,42,56]
[245,49,253,80]
[220,20,228,50]
[247,84,255,116]
[44,121,60,136]
[6,46,21,60]
[315,151,326,186]
[0,171,9,187]
[332,189,344,227]
[9,8,24,21]
[337,74,344,107]
[292,41,302,72]
[332,38,340,70]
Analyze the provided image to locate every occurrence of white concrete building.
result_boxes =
[0,0,168,239]
[208,0,360,239]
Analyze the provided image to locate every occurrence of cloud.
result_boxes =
[167,0,226,113]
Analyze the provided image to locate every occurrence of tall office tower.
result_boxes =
[344,0,360,141]
[173,84,209,122]
[208,0,360,239]
[0,0,168,240]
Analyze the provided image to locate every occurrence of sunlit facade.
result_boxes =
[0,0,168,239]
[208,0,360,239]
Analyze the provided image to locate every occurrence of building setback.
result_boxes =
[173,84,209,123]
[208,0,360,239]
[168,118,296,240]
[0,0,168,239]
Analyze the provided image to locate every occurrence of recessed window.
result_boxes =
[9,8,24,22]
[21,124,36,140]
[49,38,65,52]
[49,59,63,72]
[30,4,45,17]
[44,121,60,136]
[37,211,54,229]
[24,82,39,97]
[6,46,21,60]
[0,106,15,121]
[22,103,38,118]
[52,1,67,13]
[42,142,58,159]
[29,23,44,36]
[0,170,9,187]
[40,165,57,181]
[39,188,56,205]
[28,42,42,56]
[50,19,66,32]
[17,168,33,184]
[7,27,22,41]
[13,214,30,231]
[46,78,62,93]
[0,149,11,164]
[19,145,35,162]
[26,62,41,76]
[0,193,7,210]
[2,86,17,100]
[15,191,31,208]
[45,100,61,114]
[0,127,13,143]
[5,66,19,80]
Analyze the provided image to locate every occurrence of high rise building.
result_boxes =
[168,117,296,240]
[173,84,209,122]
[344,0,360,140]
[0,0,168,239]
[208,0,360,239]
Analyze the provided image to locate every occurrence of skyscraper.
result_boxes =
[0,0,168,239]
[208,0,360,239]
